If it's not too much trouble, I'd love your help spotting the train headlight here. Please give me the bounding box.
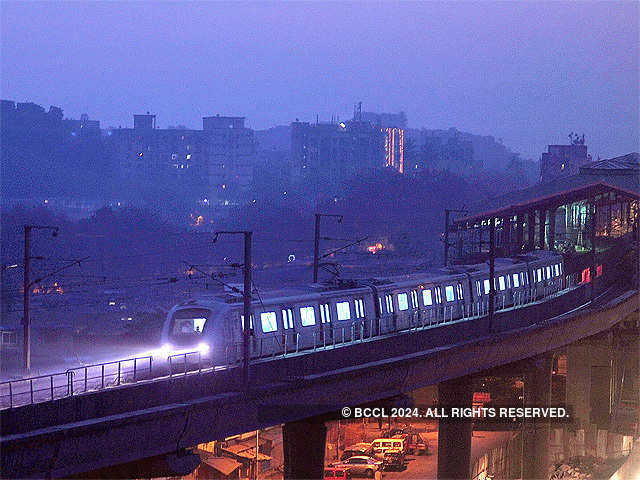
[197,342,210,354]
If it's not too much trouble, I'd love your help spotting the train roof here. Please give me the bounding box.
[173,250,562,310]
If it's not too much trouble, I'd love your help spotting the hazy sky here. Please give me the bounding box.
[1,1,638,159]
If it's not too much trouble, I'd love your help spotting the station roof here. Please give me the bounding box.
[455,180,638,225]
[455,152,639,225]
[580,152,639,174]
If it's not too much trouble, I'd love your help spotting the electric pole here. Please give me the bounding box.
[313,213,343,283]
[488,217,496,332]
[214,230,252,393]
[23,225,59,373]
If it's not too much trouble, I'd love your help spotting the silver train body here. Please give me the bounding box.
[160,251,565,365]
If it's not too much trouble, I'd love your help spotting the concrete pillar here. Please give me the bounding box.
[437,376,473,479]
[549,207,557,251]
[538,209,546,250]
[283,419,327,480]
[522,355,553,479]
[527,211,536,251]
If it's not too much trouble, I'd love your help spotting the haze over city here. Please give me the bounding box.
[1,2,639,480]
[1,1,638,160]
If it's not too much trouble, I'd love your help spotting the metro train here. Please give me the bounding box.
[160,251,566,365]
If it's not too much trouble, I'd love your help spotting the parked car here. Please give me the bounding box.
[331,456,383,478]
[395,432,428,455]
[371,437,407,457]
[324,467,348,479]
[381,449,405,471]
[340,442,373,461]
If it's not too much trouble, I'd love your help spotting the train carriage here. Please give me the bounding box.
[160,251,566,366]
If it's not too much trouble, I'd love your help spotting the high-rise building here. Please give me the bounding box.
[202,115,255,202]
[540,136,590,183]
[360,111,407,173]
[290,119,384,189]
[108,113,255,204]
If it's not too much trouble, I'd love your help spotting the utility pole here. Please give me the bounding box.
[243,231,252,393]
[313,213,343,283]
[23,225,58,373]
[488,217,496,332]
[23,226,30,373]
[443,208,467,267]
[214,231,252,393]
[590,200,597,302]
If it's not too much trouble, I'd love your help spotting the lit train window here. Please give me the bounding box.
[537,268,543,282]
[240,314,254,330]
[410,290,419,308]
[378,297,383,313]
[498,276,506,291]
[445,286,455,302]
[434,287,442,304]
[506,275,511,289]
[423,289,433,306]
[398,293,409,311]
[456,284,464,300]
[300,306,316,326]
[355,298,365,318]
[260,312,277,333]
[554,264,560,277]
[484,279,490,295]
[559,263,562,274]
[336,301,351,321]
[476,280,481,296]
[385,294,394,313]
[282,309,294,329]
[512,273,520,288]
[546,266,551,279]
[320,303,331,324]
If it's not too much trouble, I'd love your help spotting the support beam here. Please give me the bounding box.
[283,420,327,480]
[538,209,546,250]
[549,207,557,251]
[527,211,536,251]
[516,214,524,252]
[437,376,473,479]
[522,354,553,479]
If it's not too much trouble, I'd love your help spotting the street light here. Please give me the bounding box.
[23,225,59,373]
[313,214,343,283]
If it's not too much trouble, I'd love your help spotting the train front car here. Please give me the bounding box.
[159,299,230,367]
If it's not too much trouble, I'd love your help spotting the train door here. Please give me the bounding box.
[354,297,370,337]
[257,310,279,356]
[410,289,420,327]
[335,299,356,340]
[281,307,297,354]
[319,301,333,345]
[396,292,411,330]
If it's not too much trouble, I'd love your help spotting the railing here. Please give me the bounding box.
[1,277,583,410]
[168,351,202,376]
[0,355,153,410]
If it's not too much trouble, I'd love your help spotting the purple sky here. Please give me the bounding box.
[2,1,638,160]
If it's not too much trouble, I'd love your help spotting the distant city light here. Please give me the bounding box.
[339,122,346,128]
[288,254,296,263]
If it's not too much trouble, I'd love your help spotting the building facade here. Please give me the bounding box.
[540,138,590,183]
[108,113,255,204]
[290,119,384,190]
[202,115,255,203]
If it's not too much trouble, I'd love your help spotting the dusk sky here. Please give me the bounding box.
[2,1,638,160]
